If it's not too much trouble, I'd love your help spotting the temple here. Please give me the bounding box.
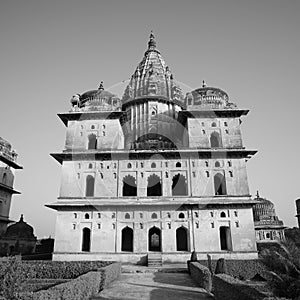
[49,33,258,263]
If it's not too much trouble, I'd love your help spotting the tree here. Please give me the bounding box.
[260,239,300,300]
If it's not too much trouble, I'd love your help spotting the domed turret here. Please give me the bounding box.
[121,33,185,150]
[186,80,237,110]
[71,82,121,112]
[4,214,36,240]
[122,32,184,107]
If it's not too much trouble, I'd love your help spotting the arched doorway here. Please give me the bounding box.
[88,134,97,150]
[121,226,133,252]
[148,227,161,252]
[219,226,232,250]
[176,227,188,251]
[147,174,162,196]
[172,174,188,196]
[210,132,221,148]
[82,228,91,252]
[122,175,137,196]
[214,173,227,195]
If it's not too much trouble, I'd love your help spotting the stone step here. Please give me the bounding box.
[147,253,162,267]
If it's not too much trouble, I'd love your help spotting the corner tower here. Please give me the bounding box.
[49,33,258,263]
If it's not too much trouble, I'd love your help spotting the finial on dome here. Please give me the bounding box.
[20,214,24,222]
[148,31,157,50]
[202,80,207,88]
[256,190,260,198]
[98,81,104,90]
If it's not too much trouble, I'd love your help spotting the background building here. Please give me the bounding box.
[0,137,22,235]
[253,191,285,246]
[49,33,258,263]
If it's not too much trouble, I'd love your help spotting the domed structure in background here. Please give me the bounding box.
[0,215,37,256]
[253,191,285,246]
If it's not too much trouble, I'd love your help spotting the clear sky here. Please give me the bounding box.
[0,0,299,238]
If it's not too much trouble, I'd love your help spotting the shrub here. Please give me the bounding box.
[190,262,212,292]
[215,258,228,275]
[0,256,34,300]
[260,240,300,300]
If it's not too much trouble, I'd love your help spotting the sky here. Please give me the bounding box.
[0,0,299,238]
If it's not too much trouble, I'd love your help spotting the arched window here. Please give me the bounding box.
[220,211,226,218]
[85,213,90,219]
[229,171,233,177]
[2,173,7,185]
[74,213,77,218]
[147,174,162,196]
[220,226,232,250]
[88,134,97,150]
[210,132,221,148]
[211,122,217,127]
[82,228,91,252]
[176,162,181,168]
[91,125,95,129]
[215,161,220,168]
[167,212,171,218]
[172,174,188,196]
[214,173,227,195]
[151,162,156,168]
[88,163,93,169]
[86,175,95,197]
[151,213,158,219]
[125,213,130,219]
[127,163,132,168]
[149,226,161,251]
[121,227,133,252]
[178,212,185,219]
[122,175,137,196]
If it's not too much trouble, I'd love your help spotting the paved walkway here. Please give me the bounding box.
[92,271,214,300]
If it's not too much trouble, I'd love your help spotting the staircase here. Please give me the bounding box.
[147,252,162,267]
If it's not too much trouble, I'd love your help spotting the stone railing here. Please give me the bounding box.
[0,146,18,163]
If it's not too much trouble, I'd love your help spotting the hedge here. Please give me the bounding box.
[19,262,121,300]
[213,274,268,300]
[197,259,267,280]
[189,262,212,292]
[0,260,112,280]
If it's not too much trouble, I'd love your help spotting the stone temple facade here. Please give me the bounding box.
[49,33,258,263]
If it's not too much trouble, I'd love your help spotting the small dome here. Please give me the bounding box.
[74,82,121,112]
[0,137,12,150]
[186,81,237,109]
[4,215,35,240]
[253,193,276,221]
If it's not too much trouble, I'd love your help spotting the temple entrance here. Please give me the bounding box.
[148,227,161,252]
[176,226,188,251]
[220,226,232,250]
[121,226,133,252]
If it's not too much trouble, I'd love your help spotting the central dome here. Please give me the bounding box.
[122,32,184,108]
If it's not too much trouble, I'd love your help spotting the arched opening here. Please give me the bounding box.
[2,173,7,185]
[122,175,137,196]
[212,122,217,127]
[151,162,156,168]
[88,163,93,169]
[215,161,220,168]
[85,213,90,219]
[148,227,161,252]
[219,226,232,251]
[86,175,95,197]
[220,211,226,218]
[176,227,188,251]
[176,162,181,168]
[82,228,91,252]
[147,174,162,196]
[88,134,97,150]
[172,174,188,196]
[121,226,133,252]
[210,132,221,148]
[125,213,130,219]
[151,213,158,219]
[214,173,227,195]
[178,212,185,219]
